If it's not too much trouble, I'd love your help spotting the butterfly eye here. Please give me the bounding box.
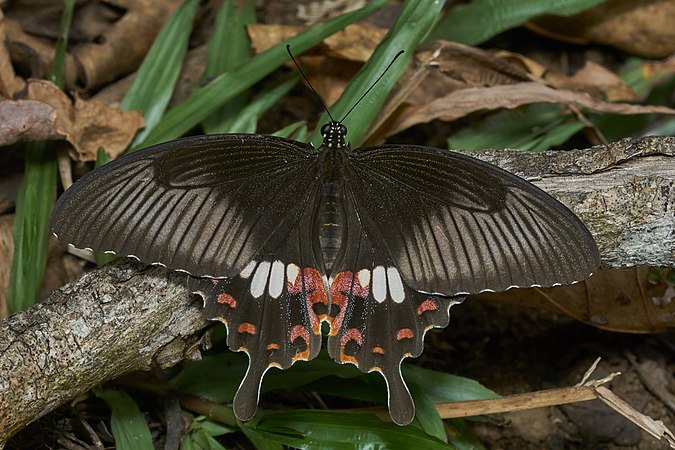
[340,124,347,136]
[321,123,332,136]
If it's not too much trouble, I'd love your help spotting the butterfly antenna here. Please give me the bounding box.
[339,49,405,123]
[286,44,335,122]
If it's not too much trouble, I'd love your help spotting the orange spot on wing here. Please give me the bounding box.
[372,346,385,355]
[216,293,236,307]
[339,328,364,366]
[238,323,256,334]
[290,325,312,361]
[397,328,414,340]
[417,299,438,315]
[287,267,327,334]
[266,343,279,351]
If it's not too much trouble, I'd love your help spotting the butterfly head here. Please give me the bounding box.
[321,121,348,149]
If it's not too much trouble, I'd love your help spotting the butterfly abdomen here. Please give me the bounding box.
[317,179,344,273]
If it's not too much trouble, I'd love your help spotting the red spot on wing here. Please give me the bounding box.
[339,327,364,365]
[290,324,311,361]
[396,328,414,340]
[238,323,256,335]
[216,293,236,307]
[417,299,438,315]
[328,271,370,334]
[288,267,327,334]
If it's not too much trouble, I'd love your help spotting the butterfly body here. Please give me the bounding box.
[50,121,599,425]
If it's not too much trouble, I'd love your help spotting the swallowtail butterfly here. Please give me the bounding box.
[50,57,599,426]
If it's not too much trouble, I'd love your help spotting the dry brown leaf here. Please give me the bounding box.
[494,49,635,102]
[248,22,387,107]
[546,60,635,102]
[384,81,675,137]
[0,11,26,97]
[3,15,78,89]
[473,268,675,333]
[368,41,642,142]
[0,79,144,160]
[527,0,675,59]
[3,0,182,90]
[0,174,21,215]
[248,22,387,62]
[72,0,183,89]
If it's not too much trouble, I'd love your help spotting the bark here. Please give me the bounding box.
[0,136,673,445]
[0,261,208,444]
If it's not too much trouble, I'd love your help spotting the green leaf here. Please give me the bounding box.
[447,104,584,152]
[403,366,499,403]
[171,353,247,402]
[94,388,154,450]
[180,417,237,450]
[221,73,299,134]
[9,0,74,311]
[9,142,57,312]
[121,0,201,148]
[51,0,75,89]
[408,381,446,442]
[200,0,256,134]
[248,411,454,449]
[137,0,388,149]
[273,121,308,141]
[426,0,609,45]
[309,0,444,147]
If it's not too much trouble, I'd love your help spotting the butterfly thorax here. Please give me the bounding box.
[317,121,350,273]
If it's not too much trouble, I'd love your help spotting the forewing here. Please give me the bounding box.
[189,181,327,421]
[50,134,320,277]
[344,145,600,295]
[327,193,463,425]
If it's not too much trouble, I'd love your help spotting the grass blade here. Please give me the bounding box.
[447,104,585,152]
[95,388,154,450]
[200,0,256,134]
[425,0,609,45]
[8,0,74,312]
[121,0,201,147]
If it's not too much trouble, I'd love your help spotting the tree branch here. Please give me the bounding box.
[0,261,207,444]
[0,136,673,445]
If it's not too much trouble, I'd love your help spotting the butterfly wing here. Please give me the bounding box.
[189,182,327,421]
[343,144,600,295]
[326,192,464,425]
[327,143,600,425]
[50,134,322,278]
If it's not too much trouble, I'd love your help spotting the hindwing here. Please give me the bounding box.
[190,184,327,421]
[327,186,464,425]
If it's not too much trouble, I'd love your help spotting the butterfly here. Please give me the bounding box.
[49,118,599,425]
[50,47,599,424]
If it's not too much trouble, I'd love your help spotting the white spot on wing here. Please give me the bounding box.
[268,260,285,298]
[387,267,405,303]
[372,266,386,303]
[250,261,271,298]
[357,269,371,288]
[240,260,257,279]
[286,263,300,286]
